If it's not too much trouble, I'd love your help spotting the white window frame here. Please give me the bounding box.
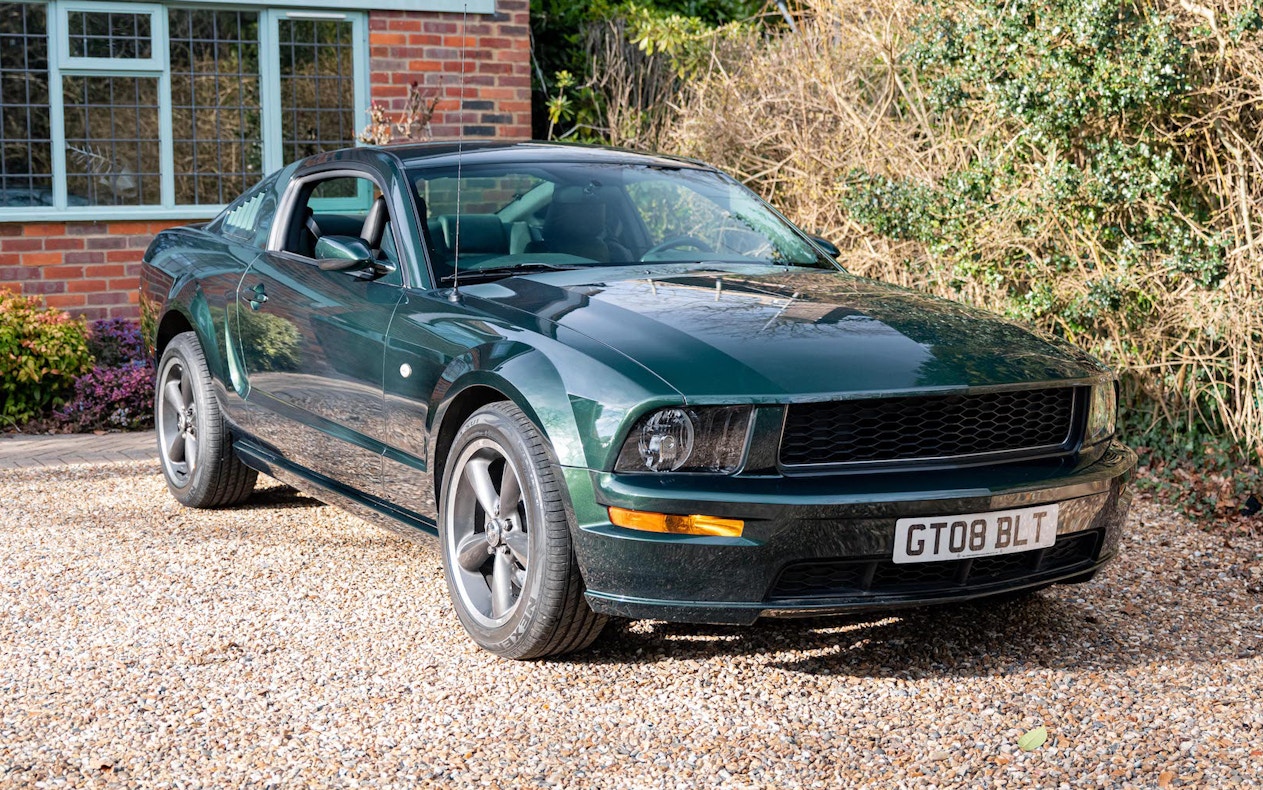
[4,0,376,222]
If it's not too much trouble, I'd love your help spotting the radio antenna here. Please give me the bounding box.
[448,0,469,302]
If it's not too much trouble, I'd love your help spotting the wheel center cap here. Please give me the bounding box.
[485,519,503,547]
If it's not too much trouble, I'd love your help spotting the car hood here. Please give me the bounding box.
[461,264,1104,399]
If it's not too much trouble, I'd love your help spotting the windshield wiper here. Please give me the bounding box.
[440,262,580,283]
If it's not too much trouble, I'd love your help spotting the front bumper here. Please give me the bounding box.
[567,441,1136,625]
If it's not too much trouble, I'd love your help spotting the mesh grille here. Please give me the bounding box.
[768,529,1101,600]
[780,388,1080,467]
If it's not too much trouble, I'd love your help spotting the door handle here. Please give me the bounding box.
[244,282,268,311]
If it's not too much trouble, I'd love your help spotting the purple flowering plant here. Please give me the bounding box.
[53,318,154,432]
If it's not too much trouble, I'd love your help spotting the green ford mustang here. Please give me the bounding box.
[141,141,1135,658]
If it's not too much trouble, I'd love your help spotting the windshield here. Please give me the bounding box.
[406,161,833,281]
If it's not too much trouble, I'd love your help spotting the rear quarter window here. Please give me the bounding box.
[216,177,279,247]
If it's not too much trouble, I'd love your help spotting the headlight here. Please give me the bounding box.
[615,406,752,474]
[1085,382,1117,444]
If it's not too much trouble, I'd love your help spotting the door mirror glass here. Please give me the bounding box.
[315,235,374,268]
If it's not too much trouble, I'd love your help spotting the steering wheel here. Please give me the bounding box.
[641,235,714,260]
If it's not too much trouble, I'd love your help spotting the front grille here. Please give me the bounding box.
[767,529,1102,601]
[779,387,1081,467]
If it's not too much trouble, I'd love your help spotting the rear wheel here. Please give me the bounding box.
[155,331,257,508]
[440,401,606,659]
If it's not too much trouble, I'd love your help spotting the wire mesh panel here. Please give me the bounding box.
[63,75,161,206]
[169,8,262,205]
[278,18,354,164]
[0,3,52,205]
[67,9,153,60]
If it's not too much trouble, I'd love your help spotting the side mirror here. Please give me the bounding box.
[808,235,840,259]
[315,235,375,272]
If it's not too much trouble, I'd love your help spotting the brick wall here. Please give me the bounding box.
[368,1,532,139]
[0,221,184,321]
[0,3,532,321]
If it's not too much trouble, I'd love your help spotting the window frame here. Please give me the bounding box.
[2,0,372,222]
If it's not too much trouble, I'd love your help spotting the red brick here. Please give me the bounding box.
[85,264,127,278]
[44,265,84,280]
[44,294,86,308]
[22,223,64,236]
[44,237,86,251]
[67,278,108,293]
[21,252,64,267]
[86,236,128,250]
[0,224,23,237]
[107,221,152,235]
[106,249,140,263]
[1,238,42,252]
[107,277,139,291]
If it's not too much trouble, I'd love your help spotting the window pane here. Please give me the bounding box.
[63,75,160,206]
[68,10,152,60]
[278,18,354,164]
[0,3,52,205]
[169,8,262,205]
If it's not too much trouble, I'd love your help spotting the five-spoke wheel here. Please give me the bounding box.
[440,402,606,658]
[447,437,532,625]
[157,355,199,487]
[155,332,257,507]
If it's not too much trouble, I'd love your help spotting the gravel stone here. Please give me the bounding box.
[2,462,1261,787]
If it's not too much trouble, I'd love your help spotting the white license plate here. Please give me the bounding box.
[892,504,1059,564]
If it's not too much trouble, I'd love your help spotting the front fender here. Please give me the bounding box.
[430,328,678,471]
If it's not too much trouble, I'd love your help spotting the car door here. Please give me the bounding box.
[235,166,404,494]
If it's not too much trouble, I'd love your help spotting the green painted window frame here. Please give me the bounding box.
[2,0,382,222]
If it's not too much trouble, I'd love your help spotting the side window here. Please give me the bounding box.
[280,173,402,286]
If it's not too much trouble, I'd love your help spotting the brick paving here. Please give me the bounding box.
[0,431,156,470]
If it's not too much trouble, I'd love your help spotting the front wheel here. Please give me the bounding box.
[440,402,606,659]
[155,331,257,508]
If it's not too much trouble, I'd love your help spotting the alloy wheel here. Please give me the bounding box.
[445,438,531,627]
[157,357,199,487]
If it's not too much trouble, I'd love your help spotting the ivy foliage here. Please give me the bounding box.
[840,0,1232,338]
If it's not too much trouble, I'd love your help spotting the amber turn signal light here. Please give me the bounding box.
[608,506,744,538]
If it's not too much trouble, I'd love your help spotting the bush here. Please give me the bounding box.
[86,317,145,368]
[50,317,154,433]
[662,0,1263,463]
[53,360,154,432]
[0,291,94,426]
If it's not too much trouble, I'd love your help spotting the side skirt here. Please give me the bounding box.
[232,438,438,541]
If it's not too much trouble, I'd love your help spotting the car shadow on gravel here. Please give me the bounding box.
[231,483,324,511]
[581,590,1258,678]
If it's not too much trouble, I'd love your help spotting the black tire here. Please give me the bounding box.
[155,331,257,508]
[439,401,606,659]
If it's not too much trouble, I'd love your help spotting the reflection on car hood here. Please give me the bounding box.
[461,264,1105,398]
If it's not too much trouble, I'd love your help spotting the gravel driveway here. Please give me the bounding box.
[2,461,1261,787]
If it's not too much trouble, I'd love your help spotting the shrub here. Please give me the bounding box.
[86,317,146,368]
[53,360,154,432]
[0,291,94,426]
[662,0,1263,463]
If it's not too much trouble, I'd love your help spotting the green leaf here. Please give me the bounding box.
[1018,725,1048,752]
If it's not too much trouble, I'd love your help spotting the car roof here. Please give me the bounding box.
[378,140,713,171]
